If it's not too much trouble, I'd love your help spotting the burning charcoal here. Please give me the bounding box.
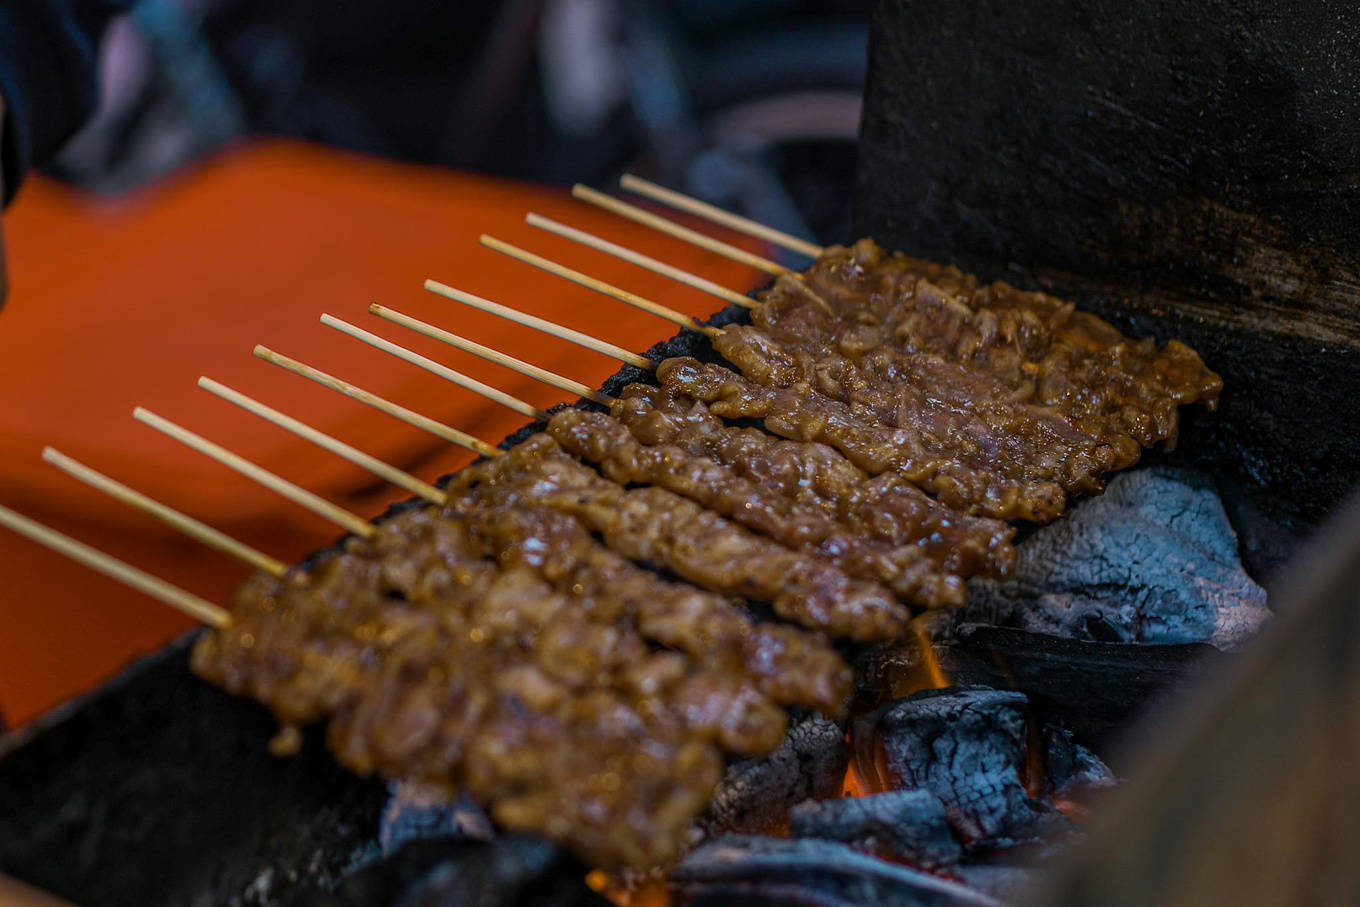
[789,790,963,869]
[292,835,609,907]
[698,712,848,837]
[959,467,1270,649]
[1041,725,1117,799]
[851,687,1097,853]
[669,836,1004,907]
[379,784,495,855]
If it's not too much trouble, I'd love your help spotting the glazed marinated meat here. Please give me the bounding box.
[545,407,964,607]
[446,435,912,641]
[452,473,852,715]
[657,356,1069,522]
[193,511,733,868]
[764,239,1221,456]
[611,383,1016,579]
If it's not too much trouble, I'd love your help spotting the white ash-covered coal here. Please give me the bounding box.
[664,687,1117,906]
[849,688,1114,855]
[697,713,848,839]
[955,467,1270,649]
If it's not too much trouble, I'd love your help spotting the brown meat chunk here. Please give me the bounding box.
[445,435,912,641]
[192,510,781,868]
[657,356,1068,522]
[612,384,1016,579]
[546,407,963,607]
[453,492,852,715]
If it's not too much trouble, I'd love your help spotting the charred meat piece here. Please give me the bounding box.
[657,356,1068,522]
[445,435,912,641]
[546,407,964,607]
[713,324,1122,496]
[452,488,852,715]
[779,239,1221,453]
[193,510,768,868]
[612,383,1016,579]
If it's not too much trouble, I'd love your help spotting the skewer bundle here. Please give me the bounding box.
[0,176,1221,869]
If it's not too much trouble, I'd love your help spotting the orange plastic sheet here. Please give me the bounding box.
[0,141,769,726]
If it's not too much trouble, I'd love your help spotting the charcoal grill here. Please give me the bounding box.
[2,1,1358,904]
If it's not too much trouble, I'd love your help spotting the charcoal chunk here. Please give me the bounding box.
[851,688,1105,853]
[379,785,495,856]
[699,712,847,836]
[292,836,608,907]
[961,467,1270,649]
[670,836,1003,907]
[1041,726,1117,798]
[789,790,963,869]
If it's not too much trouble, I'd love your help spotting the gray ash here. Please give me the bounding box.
[958,467,1270,649]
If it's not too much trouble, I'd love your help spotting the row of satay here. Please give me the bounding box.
[191,236,1221,868]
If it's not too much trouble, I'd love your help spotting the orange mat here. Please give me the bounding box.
[0,141,767,727]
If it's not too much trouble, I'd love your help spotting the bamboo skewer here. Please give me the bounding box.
[480,235,719,337]
[320,314,549,421]
[0,503,232,627]
[525,213,755,309]
[322,314,550,421]
[422,280,653,370]
[42,447,288,578]
[571,184,790,276]
[619,174,825,259]
[198,377,447,506]
[133,407,376,538]
[254,346,502,458]
[369,304,614,406]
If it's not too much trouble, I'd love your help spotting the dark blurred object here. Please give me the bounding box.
[291,836,609,907]
[855,0,1360,538]
[0,636,389,907]
[53,0,869,245]
[1037,489,1360,907]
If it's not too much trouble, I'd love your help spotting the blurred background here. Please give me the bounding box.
[54,0,870,242]
[0,0,872,728]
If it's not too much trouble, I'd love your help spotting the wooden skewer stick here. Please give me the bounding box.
[369,304,615,407]
[198,377,447,506]
[525,213,755,309]
[619,173,825,259]
[321,314,550,421]
[133,407,376,538]
[42,447,288,578]
[0,503,231,627]
[571,184,790,276]
[422,280,654,371]
[254,346,502,458]
[480,235,720,338]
